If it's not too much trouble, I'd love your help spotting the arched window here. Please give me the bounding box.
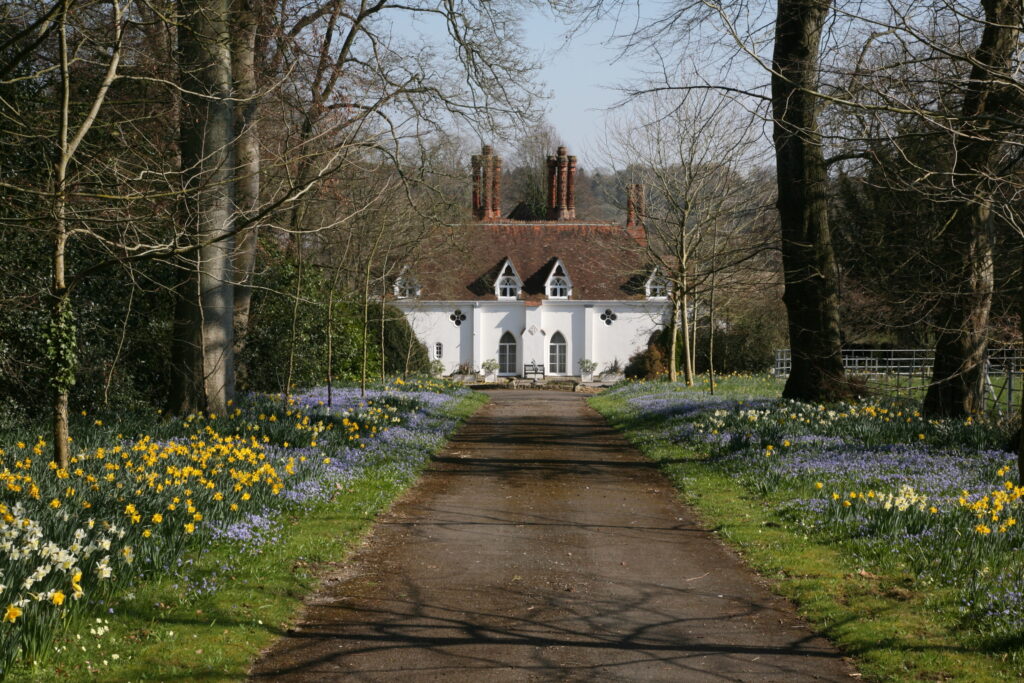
[498,332,517,374]
[433,342,443,360]
[548,277,569,298]
[498,276,519,299]
[549,331,567,374]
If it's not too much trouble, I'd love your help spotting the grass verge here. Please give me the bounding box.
[15,391,487,682]
[591,386,1020,682]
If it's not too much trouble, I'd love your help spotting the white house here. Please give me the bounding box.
[392,145,671,378]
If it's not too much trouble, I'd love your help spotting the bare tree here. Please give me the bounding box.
[921,0,1023,417]
[168,0,544,408]
[606,88,773,384]
[561,0,851,398]
[769,0,850,400]
[0,0,128,467]
[230,0,262,367]
[49,0,125,467]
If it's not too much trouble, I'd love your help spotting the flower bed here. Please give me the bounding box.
[605,380,1024,642]
[0,377,469,676]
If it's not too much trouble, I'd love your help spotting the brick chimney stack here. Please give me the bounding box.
[625,183,647,244]
[546,146,577,220]
[626,183,645,228]
[471,145,502,220]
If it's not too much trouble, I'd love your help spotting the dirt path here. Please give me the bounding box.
[250,390,856,681]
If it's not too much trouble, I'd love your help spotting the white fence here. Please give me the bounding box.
[773,348,1024,416]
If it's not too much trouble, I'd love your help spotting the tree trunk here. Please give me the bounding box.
[359,265,371,397]
[708,220,720,395]
[284,245,303,398]
[358,225,387,397]
[772,0,846,401]
[689,294,698,379]
[170,0,236,415]
[924,205,993,416]
[681,290,694,385]
[708,273,717,396]
[924,0,1020,418]
[326,281,335,407]
[231,0,260,380]
[52,13,72,469]
[1020,294,1024,484]
[668,294,680,382]
[404,331,414,378]
[379,303,386,381]
[50,0,122,466]
[378,254,390,382]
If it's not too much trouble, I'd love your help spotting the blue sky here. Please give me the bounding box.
[518,6,642,168]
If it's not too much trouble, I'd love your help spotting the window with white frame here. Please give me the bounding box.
[646,274,668,299]
[495,259,522,299]
[544,260,572,299]
[547,276,569,298]
[548,332,567,374]
[498,276,519,299]
[498,332,517,374]
[433,342,443,360]
[394,277,420,299]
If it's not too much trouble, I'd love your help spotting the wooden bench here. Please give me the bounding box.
[523,362,545,381]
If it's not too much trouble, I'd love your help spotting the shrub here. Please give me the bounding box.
[242,253,429,393]
[625,335,667,379]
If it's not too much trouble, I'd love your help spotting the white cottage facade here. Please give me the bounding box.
[393,145,672,379]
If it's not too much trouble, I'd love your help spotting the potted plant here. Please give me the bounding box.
[600,358,625,383]
[578,358,598,383]
[481,358,500,382]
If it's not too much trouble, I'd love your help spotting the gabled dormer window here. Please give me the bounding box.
[393,275,420,299]
[544,259,572,299]
[495,259,522,300]
[549,277,569,298]
[645,269,669,299]
[498,277,519,298]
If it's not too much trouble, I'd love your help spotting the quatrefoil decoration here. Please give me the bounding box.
[600,309,617,326]
[450,309,467,327]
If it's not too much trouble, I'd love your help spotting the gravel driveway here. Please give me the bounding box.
[250,390,856,681]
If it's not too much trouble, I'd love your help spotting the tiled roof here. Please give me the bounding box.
[411,219,651,302]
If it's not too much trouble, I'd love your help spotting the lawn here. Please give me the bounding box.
[591,376,1024,681]
[0,378,486,681]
